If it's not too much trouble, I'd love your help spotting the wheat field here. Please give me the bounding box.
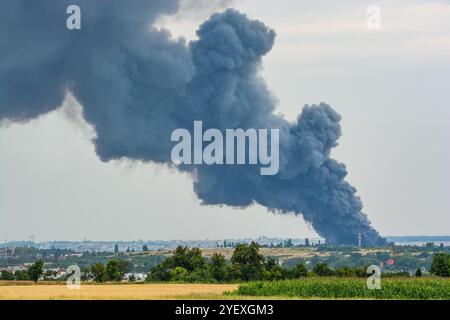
[0,283,238,300]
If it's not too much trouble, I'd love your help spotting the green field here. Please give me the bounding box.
[230,277,450,300]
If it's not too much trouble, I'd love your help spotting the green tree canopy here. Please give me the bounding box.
[105,259,126,281]
[28,260,44,283]
[430,253,450,277]
[210,253,228,282]
[171,266,188,282]
[264,257,285,280]
[91,262,106,282]
[231,242,265,281]
[0,270,14,281]
[290,262,308,278]
[170,246,207,272]
[312,263,333,276]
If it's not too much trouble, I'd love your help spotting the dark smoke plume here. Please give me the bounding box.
[0,0,386,245]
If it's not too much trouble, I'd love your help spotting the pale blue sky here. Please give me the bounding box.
[1,0,449,241]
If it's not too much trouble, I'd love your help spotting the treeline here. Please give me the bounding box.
[147,242,307,282]
[0,259,132,283]
[147,243,450,282]
[0,260,45,282]
[2,243,449,283]
[86,260,131,282]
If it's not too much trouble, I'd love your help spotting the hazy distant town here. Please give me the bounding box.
[0,236,325,253]
[1,236,450,252]
[1,236,449,283]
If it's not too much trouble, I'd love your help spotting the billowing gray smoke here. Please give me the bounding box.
[0,0,386,245]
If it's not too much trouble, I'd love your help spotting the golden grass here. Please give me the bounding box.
[0,283,238,300]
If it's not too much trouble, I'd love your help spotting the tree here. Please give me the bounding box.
[147,246,211,282]
[14,270,30,281]
[171,267,188,282]
[28,260,44,283]
[186,268,213,283]
[231,242,265,281]
[312,263,333,276]
[142,245,149,252]
[169,246,207,272]
[353,267,368,277]
[171,246,192,271]
[210,253,228,282]
[0,270,14,280]
[81,267,90,281]
[335,266,355,277]
[430,253,450,277]
[91,262,106,282]
[304,238,310,246]
[290,262,308,278]
[105,259,125,281]
[264,257,285,280]
[120,260,131,274]
[114,244,119,255]
[187,247,207,271]
[415,268,422,277]
[147,264,171,282]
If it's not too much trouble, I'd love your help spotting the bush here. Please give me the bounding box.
[0,270,14,280]
[382,271,410,278]
[14,270,30,281]
[288,263,308,279]
[263,258,286,281]
[186,268,214,283]
[147,264,171,282]
[312,263,333,276]
[334,266,356,277]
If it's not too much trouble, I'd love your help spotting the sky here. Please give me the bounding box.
[1,0,449,242]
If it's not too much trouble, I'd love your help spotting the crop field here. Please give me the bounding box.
[232,277,450,300]
[1,278,449,300]
[0,283,238,300]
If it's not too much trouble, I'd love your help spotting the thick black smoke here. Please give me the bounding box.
[0,0,386,245]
